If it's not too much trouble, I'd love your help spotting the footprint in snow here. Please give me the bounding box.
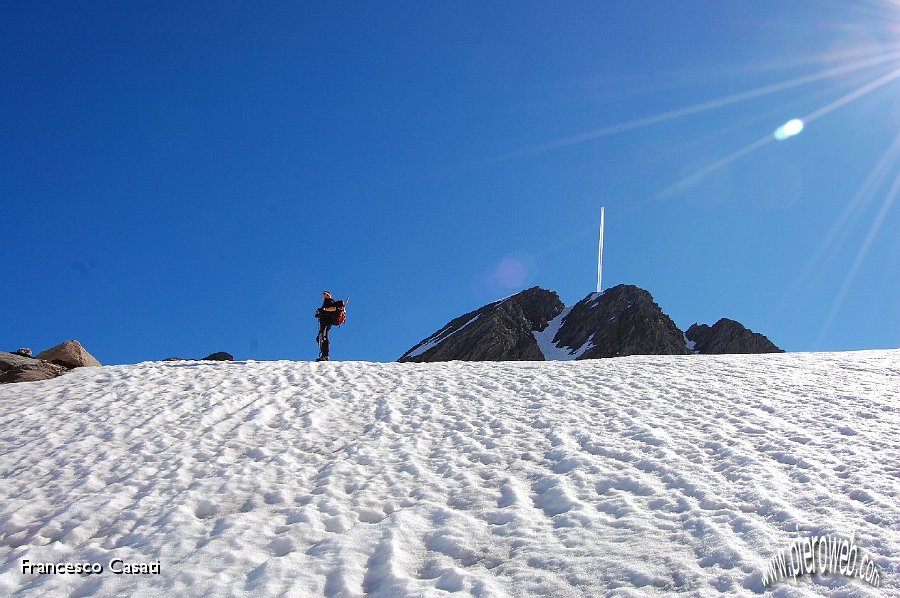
[194,499,217,519]
[268,536,295,557]
[532,477,577,516]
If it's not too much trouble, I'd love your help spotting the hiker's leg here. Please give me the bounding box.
[322,324,331,357]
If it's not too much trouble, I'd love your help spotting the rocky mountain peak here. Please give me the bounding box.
[398,287,564,362]
[400,284,782,362]
[685,318,783,354]
[549,285,691,359]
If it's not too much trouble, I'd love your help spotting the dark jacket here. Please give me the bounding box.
[317,298,343,326]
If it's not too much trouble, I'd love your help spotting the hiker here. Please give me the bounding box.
[315,291,343,361]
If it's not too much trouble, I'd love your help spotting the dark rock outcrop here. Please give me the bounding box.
[400,284,783,362]
[553,285,691,359]
[685,319,783,354]
[14,348,33,357]
[399,287,564,362]
[163,352,234,361]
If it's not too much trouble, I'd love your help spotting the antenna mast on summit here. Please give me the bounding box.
[597,207,605,293]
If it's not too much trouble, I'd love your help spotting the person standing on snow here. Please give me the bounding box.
[315,291,343,361]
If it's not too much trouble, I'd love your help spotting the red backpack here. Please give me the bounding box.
[335,298,348,326]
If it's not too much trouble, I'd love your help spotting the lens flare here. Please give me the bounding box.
[488,49,900,163]
[774,118,805,140]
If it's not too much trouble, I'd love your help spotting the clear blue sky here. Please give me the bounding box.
[3,2,900,364]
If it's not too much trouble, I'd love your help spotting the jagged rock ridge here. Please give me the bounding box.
[685,319,783,354]
[551,285,691,359]
[400,284,782,362]
[399,287,564,362]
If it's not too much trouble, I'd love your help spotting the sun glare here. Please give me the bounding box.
[480,2,900,346]
[774,118,805,140]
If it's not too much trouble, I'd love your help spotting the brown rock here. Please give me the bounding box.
[37,340,101,369]
[1,351,38,371]
[0,362,67,383]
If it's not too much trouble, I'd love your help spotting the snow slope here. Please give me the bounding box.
[1,351,898,597]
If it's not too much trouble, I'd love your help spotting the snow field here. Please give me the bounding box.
[0,351,898,596]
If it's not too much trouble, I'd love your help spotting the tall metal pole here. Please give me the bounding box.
[597,207,605,293]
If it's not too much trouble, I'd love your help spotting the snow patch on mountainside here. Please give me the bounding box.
[532,307,593,360]
[532,306,575,360]
[684,333,698,354]
[1,352,898,596]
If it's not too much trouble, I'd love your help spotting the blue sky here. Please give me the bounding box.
[3,2,900,364]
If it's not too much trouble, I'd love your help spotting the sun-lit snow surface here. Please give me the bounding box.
[1,351,898,597]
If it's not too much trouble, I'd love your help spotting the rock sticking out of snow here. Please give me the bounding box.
[402,284,782,362]
[36,340,101,369]
[685,318,783,354]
